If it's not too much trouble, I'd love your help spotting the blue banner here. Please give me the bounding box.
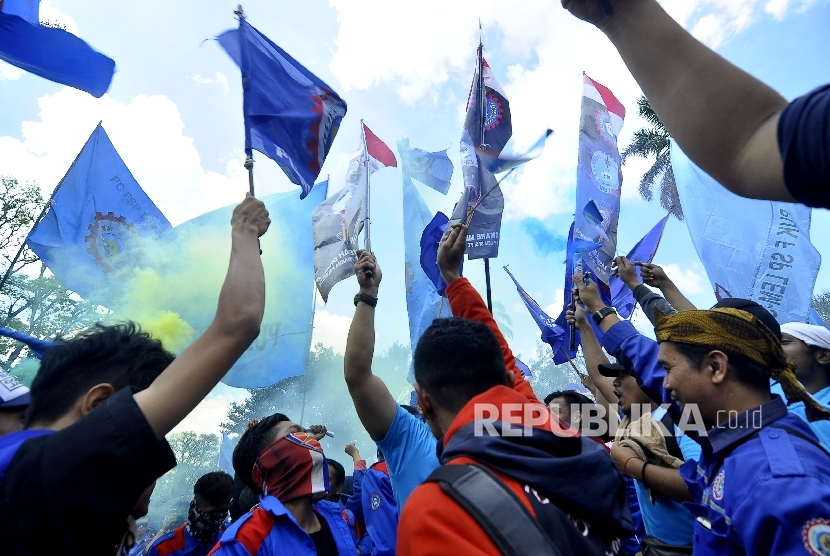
[399,140,453,195]
[672,140,821,324]
[217,18,346,199]
[0,326,54,358]
[610,216,668,318]
[574,74,625,284]
[26,123,170,301]
[0,5,114,97]
[399,139,452,383]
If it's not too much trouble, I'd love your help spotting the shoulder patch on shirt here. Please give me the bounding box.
[371,492,382,511]
[803,518,830,556]
[711,469,725,501]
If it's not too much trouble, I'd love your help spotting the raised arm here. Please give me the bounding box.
[135,194,269,439]
[343,251,398,441]
[439,224,539,403]
[637,261,697,313]
[561,0,790,202]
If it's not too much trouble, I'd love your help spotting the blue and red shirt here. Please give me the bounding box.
[147,524,224,556]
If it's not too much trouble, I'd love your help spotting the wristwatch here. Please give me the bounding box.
[354,293,378,308]
[592,306,618,325]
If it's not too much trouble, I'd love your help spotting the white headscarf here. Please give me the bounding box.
[781,322,830,350]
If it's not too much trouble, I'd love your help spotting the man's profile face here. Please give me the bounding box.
[659,342,710,411]
[547,397,574,426]
[781,333,815,381]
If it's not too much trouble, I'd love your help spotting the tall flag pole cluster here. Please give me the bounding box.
[574,74,625,284]
[672,140,821,324]
[312,123,396,302]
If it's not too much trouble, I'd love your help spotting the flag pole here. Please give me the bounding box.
[475,38,495,314]
[361,120,374,279]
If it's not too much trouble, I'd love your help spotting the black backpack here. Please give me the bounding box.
[424,464,621,556]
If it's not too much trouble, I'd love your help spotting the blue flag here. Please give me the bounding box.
[217,18,347,199]
[574,75,625,284]
[400,139,453,383]
[141,184,327,388]
[609,216,668,318]
[399,139,453,195]
[503,266,566,350]
[26,123,170,301]
[0,1,114,97]
[0,326,54,358]
[218,432,235,475]
[515,357,532,377]
[672,140,821,324]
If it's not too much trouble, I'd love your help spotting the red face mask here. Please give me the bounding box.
[251,433,330,503]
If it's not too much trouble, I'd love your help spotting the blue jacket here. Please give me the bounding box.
[147,524,220,556]
[347,462,397,556]
[209,495,358,555]
[681,397,830,555]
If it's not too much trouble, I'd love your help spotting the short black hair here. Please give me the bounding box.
[414,317,507,413]
[543,390,594,407]
[327,459,345,491]
[26,322,175,426]
[194,471,235,507]
[232,413,290,489]
[673,343,771,393]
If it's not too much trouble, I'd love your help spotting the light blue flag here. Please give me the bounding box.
[399,137,453,195]
[672,140,821,324]
[26,123,170,302]
[399,139,453,383]
[142,184,327,388]
[218,432,235,475]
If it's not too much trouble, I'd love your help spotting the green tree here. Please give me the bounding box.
[147,432,221,525]
[621,96,684,220]
[0,176,103,372]
[813,291,830,325]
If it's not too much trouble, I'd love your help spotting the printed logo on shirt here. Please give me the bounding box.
[371,492,381,511]
[803,518,830,556]
[711,470,725,501]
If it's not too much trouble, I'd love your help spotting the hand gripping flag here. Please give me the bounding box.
[217,17,347,199]
[609,216,668,319]
[26,123,171,302]
[574,74,625,284]
[0,0,115,97]
[312,124,395,302]
[672,140,820,324]
[399,139,453,382]
[453,49,512,260]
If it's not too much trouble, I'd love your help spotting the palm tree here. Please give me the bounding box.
[621,96,683,220]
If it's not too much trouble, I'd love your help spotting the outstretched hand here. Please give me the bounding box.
[437,223,467,286]
[637,262,670,289]
[573,272,606,313]
[354,250,382,295]
[566,301,591,331]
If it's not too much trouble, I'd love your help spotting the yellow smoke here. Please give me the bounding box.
[135,311,195,353]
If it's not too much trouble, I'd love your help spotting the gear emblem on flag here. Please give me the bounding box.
[595,110,618,147]
[85,212,139,274]
[589,151,620,195]
[484,92,504,132]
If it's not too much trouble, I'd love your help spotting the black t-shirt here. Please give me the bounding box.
[309,510,338,556]
[0,387,176,555]
[778,83,830,209]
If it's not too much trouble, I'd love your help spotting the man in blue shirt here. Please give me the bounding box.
[148,471,234,556]
[779,322,830,447]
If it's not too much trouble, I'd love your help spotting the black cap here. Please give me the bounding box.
[597,362,626,378]
[711,298,781,339]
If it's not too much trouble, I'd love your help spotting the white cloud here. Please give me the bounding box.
[764,0,793,19]
[190,72,230,94]
[39,0,78,35]
[0,88,250,225]
[171,384,248,435]
[660,263,707,296]
[311,308,354,354]
[0,61,23,81]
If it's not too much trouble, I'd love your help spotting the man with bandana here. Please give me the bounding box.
[778,323,830,447]
[210,415,359,555]
[148,472,234,556]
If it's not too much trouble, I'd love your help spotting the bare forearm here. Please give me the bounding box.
[641,464,694,502]
[136,229,264,438]
[580,324,616,404]
[600,0,788,198]
[660,281,697,312]
[344,302,377,386]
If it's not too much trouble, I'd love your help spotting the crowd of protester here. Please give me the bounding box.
[0,0,829,554]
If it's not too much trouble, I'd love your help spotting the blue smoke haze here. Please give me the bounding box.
[521,218,568,256]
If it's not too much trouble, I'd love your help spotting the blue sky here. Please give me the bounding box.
[2,0,829,434]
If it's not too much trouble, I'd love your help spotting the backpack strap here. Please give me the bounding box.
[425,464,562,556]
[659,411,684,462]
